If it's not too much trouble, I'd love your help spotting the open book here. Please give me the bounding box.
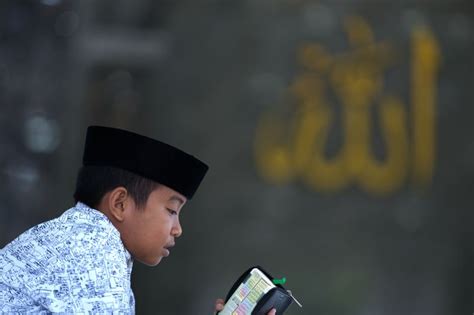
[218,266,301,315]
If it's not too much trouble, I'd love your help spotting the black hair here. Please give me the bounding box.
[73,165,160,209]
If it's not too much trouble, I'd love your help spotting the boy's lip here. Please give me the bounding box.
[163,242,175,257]
[164,242,175,249]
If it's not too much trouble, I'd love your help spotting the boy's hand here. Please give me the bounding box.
[214,299,276,315]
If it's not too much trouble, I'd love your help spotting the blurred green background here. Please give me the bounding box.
[0,0,473,314]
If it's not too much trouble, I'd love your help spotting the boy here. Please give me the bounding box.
[0,126,275,314]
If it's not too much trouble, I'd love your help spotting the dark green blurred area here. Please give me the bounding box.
[0,1,473,314]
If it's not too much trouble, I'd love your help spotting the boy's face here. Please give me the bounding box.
[120,185,186,266]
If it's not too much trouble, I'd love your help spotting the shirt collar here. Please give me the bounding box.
[72,202,133,262]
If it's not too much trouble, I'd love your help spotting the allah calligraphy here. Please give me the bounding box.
[254,16,440,195]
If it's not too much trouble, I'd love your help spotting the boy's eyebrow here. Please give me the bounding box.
[169,195,185,205]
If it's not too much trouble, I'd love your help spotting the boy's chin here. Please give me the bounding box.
[137,255,163,267]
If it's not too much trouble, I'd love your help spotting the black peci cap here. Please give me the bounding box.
[82,126,209,200]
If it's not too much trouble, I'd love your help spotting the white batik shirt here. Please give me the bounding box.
[0,202,135,314]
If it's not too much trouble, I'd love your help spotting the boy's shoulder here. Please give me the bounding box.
[0,203,126,282]
[0,203,134,313]
[3,203,119,256]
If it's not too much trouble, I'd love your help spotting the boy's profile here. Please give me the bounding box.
[0,126,208,312]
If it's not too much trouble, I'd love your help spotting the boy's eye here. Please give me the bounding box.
[166,208,178,216]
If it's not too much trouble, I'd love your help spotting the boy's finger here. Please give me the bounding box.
[215,299,225,311]
[267,308,276,315]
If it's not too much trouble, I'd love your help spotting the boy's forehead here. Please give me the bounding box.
[154,185,187,205]
[168,195,186,205]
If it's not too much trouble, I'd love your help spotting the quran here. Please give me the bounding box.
[217,266,301,315]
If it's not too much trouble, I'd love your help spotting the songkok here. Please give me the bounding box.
[82,126,209,199]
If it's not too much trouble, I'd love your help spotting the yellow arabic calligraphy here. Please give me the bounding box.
[254,16,440,195]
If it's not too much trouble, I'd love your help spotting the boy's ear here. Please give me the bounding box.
[108,187,129,222]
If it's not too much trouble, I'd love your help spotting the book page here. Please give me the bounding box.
[219,268,276,315]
